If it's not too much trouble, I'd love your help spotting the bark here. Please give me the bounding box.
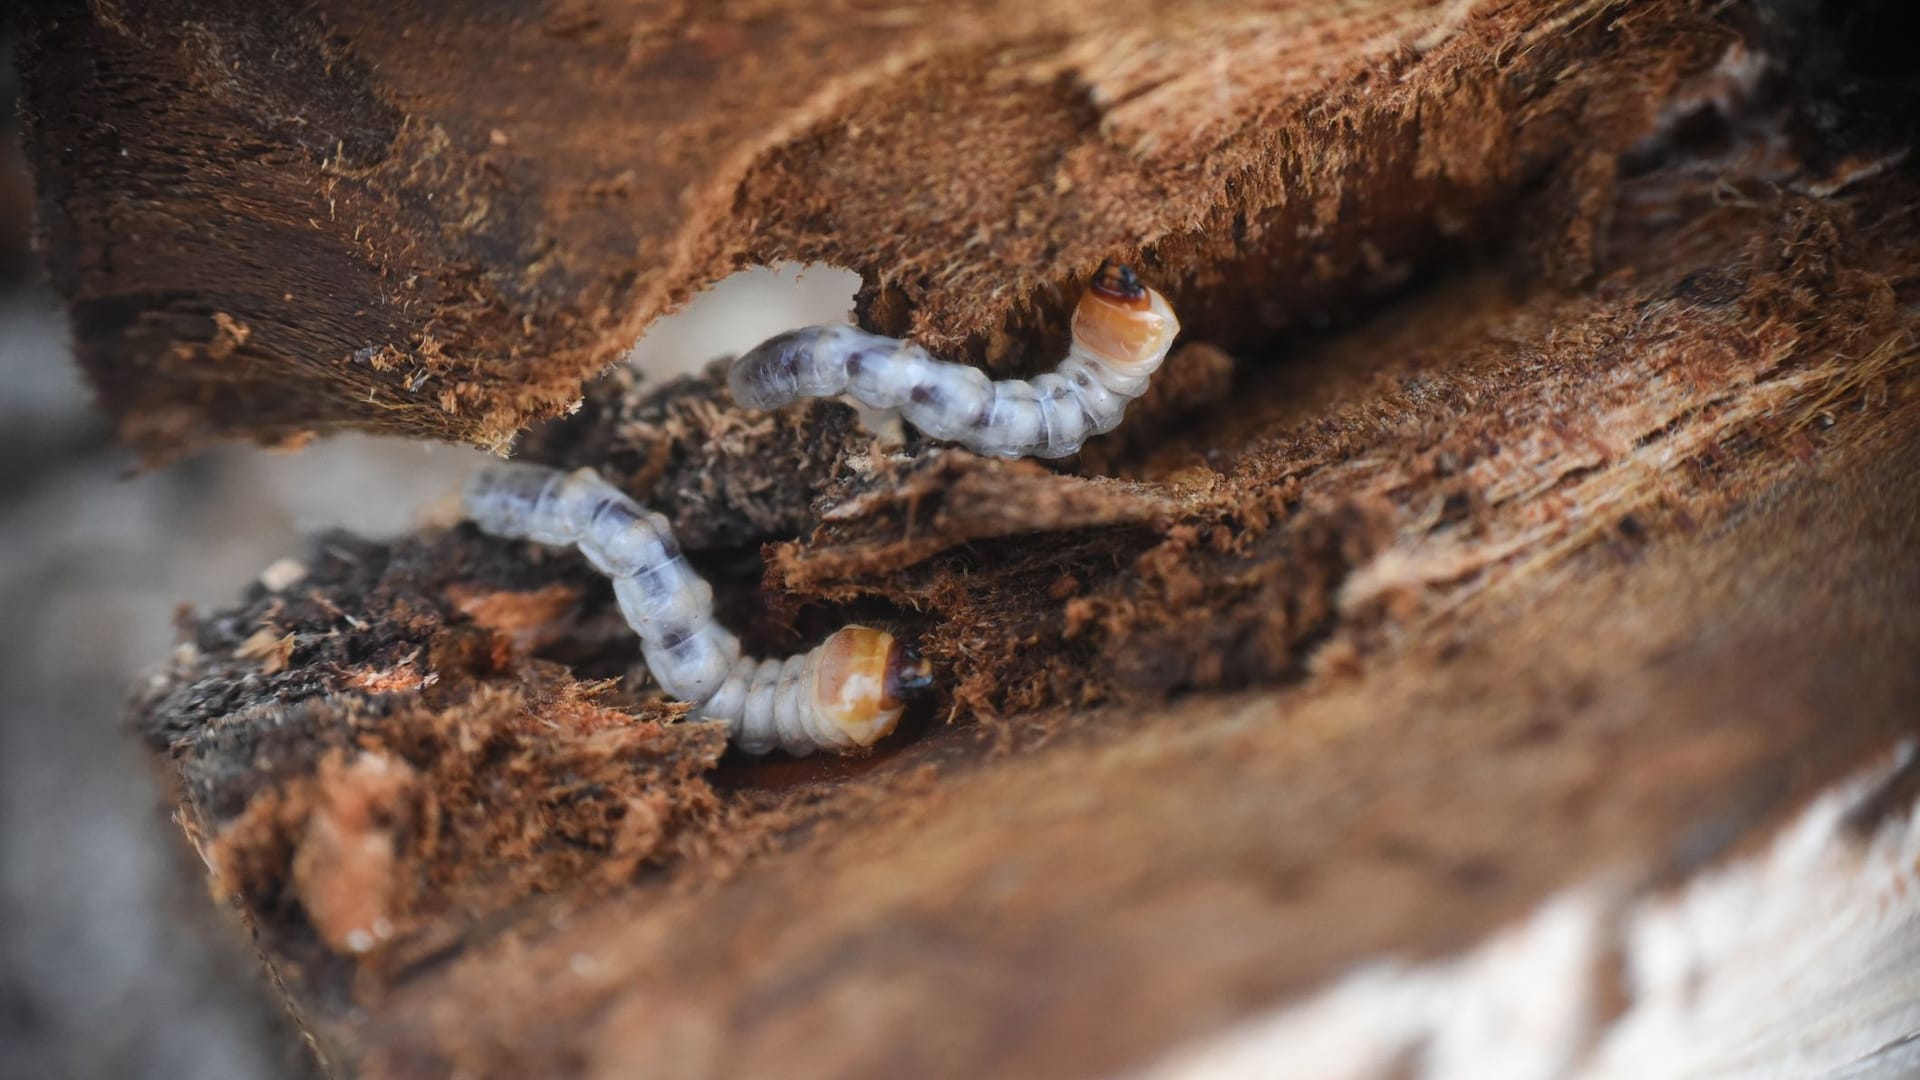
[22,0,1920,1076]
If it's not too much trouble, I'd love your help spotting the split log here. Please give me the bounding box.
[138,166,1920,1074]
[18,0,1920,1076]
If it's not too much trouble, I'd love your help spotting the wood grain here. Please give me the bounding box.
[21,0,1730,456]
[29,0,1918,1074]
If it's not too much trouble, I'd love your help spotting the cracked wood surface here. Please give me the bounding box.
[20,0,1731,456]
[26,0,1919,1074]
[135,155,1920,1075]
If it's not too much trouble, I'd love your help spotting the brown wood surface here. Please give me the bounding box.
[22,0,1920,1075]
[137,125,1920,1080]
[22,0,1732,457]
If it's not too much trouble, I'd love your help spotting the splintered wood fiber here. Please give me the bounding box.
[138,106,1920,1080]
[33,0,1920,1076]
[25,0,1730,455]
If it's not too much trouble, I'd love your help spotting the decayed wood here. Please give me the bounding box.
[19,0,1735,457]
[27,0,1916,1074]
[132,121,1920,1080]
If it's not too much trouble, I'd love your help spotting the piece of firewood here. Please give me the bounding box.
[136,128,1920,1080]
[23,0,1920,1076]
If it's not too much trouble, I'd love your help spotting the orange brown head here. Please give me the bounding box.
[1069,259,1180,375]
[811,626,933,748]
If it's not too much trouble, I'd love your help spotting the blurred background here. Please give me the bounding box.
[0,33,858,1075]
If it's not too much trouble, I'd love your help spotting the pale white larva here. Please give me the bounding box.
[728,261,1182,459]
[463,462,931,755]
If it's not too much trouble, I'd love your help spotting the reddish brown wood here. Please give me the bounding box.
[21,0,1732,457]
[25,0,1919,1074]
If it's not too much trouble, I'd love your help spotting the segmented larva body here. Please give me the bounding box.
[728,261,1181,459]
[463,463,930,756]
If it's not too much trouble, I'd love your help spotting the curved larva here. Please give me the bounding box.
[463,463,931,756]
[728,260,1181,459]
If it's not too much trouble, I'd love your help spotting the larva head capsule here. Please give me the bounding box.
[811,626,933,748]
[1069,260,1180,378]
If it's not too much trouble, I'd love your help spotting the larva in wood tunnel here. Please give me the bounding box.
[728,261,1181,458]
[463,462,933,756]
